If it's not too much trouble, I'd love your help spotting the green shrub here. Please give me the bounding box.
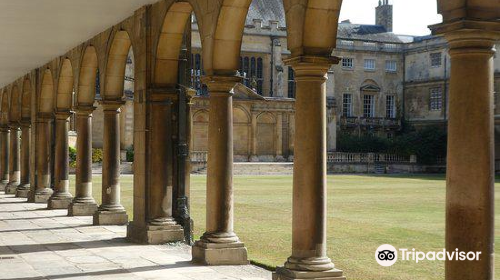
[69,147,77,168]
[126,145,134,162]
[92,148,103,163]
[336,125,447,164]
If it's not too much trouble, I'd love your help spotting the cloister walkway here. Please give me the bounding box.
[0,193,271,280]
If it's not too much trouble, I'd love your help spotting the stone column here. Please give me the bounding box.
[68,106,98,215]
[127,89,183,244]
[0,126,10,191]
[275,112,284,161]
[287,113,294,162]
[192,75,248,265]
[34,114,53,203]
[273,56,344,280]
[48,111,73,209]
[443,30,499,280]
[5,124,20,194]
[16,121,30,198]
[249,112,258,161]
[93,101,128,225]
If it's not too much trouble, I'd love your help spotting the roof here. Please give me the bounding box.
[245,0,286,28]
[337,22,403,43]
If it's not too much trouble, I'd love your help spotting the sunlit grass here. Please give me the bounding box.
[69,174,500,280]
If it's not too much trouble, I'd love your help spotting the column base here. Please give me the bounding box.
[34,188,53,203]
[192,240,249,265]
[15,184,30,198]
[127,221,184,244]
[0,180,9,192]
[5,182,20,194]
[93,210,128,225]
[68,201,98,216]
[48,196,73,209]
[273,267,345,280]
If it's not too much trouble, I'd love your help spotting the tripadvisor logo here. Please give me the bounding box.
[375,244,482,267]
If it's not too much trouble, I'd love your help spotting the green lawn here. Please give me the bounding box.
[70,174,500,280]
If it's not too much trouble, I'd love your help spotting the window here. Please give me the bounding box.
[342,94,353,117]
[364,59,376,70]
[363,42,377,49]
[342,58,354,69]
[287,67,296,98]
[431,52,442,67]
[239,56,264,95]
[430,87,443,110]
[385,60,397,72]
[363,95,375,118]
[95,69,101,99]
[339,40,354,47]
[191,53,208,95]
[386,95,395,118]
[384,43,398,50]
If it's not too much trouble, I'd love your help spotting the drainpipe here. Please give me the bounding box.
[175,20,193,245]
[270,36,276,97]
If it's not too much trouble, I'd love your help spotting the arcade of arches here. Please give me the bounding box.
[0,1,498,280]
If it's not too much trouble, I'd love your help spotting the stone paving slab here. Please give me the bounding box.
[0,193,272,280]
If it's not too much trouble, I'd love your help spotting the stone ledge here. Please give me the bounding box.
[127,222,185,244]
[273,267,345,280]
[192,240,249,265]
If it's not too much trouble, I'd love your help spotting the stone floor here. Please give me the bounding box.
[0,193,272,280]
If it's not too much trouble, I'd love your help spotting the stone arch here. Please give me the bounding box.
[78,46,99,106]
[1,89,10,125]
[192,109,209,152]
[256,112,276,157]
[56,58,74,111]
[21,78,31,120]
[104,30,132,100]
[154,2,194,86]
[283,0,342,57]
[210,0,253,72]
[233,106,250,156]
[39,69,54,114]
[9,85,21,123]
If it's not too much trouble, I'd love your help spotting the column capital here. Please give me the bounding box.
[100,99,125,112]
[148,87,178,103]
[431,20,500,52]
[8,122,20,130]
[74,105,96,116]
[20,119,31,128]
[0,125,10,132]
[201,75,241,96]
[55,110,72,120]
[284,56,340,80]
[37,112,53,121]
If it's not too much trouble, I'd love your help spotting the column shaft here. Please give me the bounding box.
[275,113,284,161]
[34,117,53,203]
[69,108,98,215]
[192,76,248,265]
[16,122,30,197]
[445,32,497,280]
[48,112,73,209]
[0,127,10,190]
[5,125,20,194]
[94,101,127,225]
[250,112,258,161]
[274,56,344,280]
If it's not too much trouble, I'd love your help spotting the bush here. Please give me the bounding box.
[336,125,447,164]
[126,145,134,162]
[92,148,103,163]
[69,147,77,168]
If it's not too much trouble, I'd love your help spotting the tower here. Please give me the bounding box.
[376,0,393,32]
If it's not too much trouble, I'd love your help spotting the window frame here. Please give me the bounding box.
[429,87,443,111]
[430,52,442,68]
[363,94,375,118]
[342,93,353,117]
[342,57,354,69]
[364,59,376,71]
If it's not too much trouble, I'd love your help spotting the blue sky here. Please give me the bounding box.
[339,0,443,36]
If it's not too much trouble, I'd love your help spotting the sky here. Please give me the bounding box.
[338,0,443,36]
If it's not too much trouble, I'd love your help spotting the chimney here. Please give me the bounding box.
[376,0,393,32]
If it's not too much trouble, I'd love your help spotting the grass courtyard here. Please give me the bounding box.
[70,174,500,280]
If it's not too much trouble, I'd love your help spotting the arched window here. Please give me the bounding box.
[95,69,101,100]
[239,55,264,95]
[190,53,207,96]
[256,58,263,95]
[287,67,295,98]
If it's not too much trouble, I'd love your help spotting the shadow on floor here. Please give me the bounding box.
[1,237,133,255]
[3,261,196,280]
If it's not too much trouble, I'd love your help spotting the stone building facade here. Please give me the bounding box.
[98,0,500,162]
